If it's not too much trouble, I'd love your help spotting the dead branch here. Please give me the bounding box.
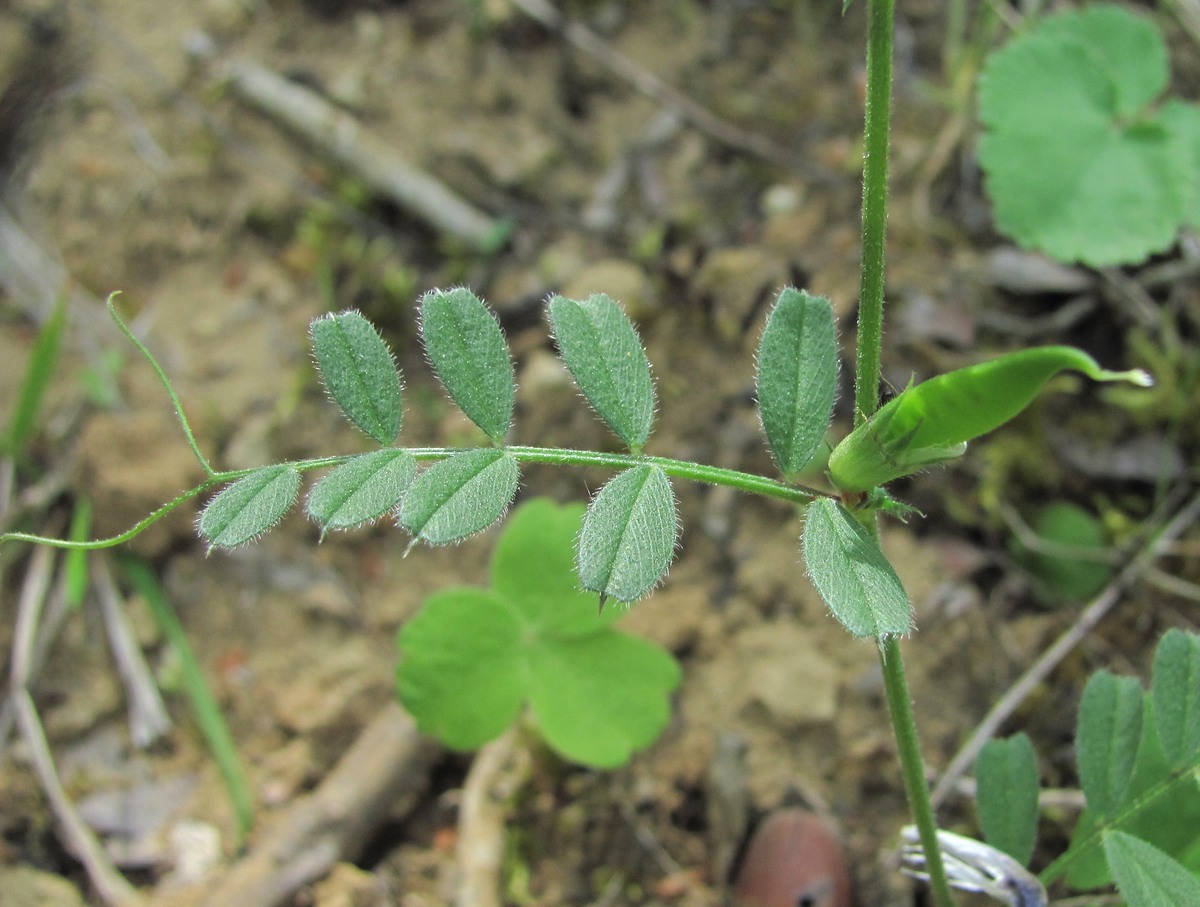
[213,56,505,252]
[198,702,440,907]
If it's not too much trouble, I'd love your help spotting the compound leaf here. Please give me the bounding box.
[976,733,1040,865]
[199,465,301,549]
[978,5,1186,265]
[1078,670,1144,818]
[306,448,416,536]
[548,294,655,451]
[828,346,1151,493]
[1104,831,1200,907]
[577,465,676,605]
[419,288,514,442]
[802,498,911,638]
[398,448,519,546]
[396,499,680,767]
[311,310,402,444]
[1152,629,1200,770]
[756,288,837,476]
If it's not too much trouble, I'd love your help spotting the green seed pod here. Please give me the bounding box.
[828,345,1151,493]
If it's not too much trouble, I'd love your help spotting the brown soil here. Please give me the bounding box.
[1,1,1195,906]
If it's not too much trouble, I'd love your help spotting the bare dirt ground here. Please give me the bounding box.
[1,1,1197,905]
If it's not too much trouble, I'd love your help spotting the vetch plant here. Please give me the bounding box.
[396,497,680,769]
[2,2,1185,904]
[965,630,1200,903]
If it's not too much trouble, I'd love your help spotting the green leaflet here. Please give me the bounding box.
[828,345,1151,493]
[1152,630,1200,770]
[1077,670,1144,819]
[1104,831,1200,907]
[306,448,416,536]
[395,499,680,768]
[397,448,519,546]
[199,465,301,549]
[802,498,912,638]
[577,465,676,605]
[547,294,656,452]
[975,734,1040,866]
[311,310,403,445]
[419,288,515,442]
[755,288,838,477]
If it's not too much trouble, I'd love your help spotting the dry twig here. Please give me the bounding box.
[455,727,533,907]
[198,703,439,907]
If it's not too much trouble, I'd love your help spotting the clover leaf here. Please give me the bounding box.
[396,498,680,768]
[978,4,1191,266]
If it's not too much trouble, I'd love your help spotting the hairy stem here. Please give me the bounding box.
[857,2,956,905]
[0,447,824,551]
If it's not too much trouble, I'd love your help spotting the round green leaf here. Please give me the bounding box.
[311,310,402,444]
[398,448,519,546]
[547,294,656,451]
[1160,100,1200,229]
[828,345,1151,493]
[802,498,912,638]
[1012,502,1112,603]
[978,5,1186,265]
[1077,670,1144,819]
[419,288,514,442]
[756,288,837,477]
[976,734,1040,866]
[396,587,526,750]
[306,448,416,536]
[199,465,301,549]
[528,633,681,769]
[577,465,676,605]
[1103,831,1200,907]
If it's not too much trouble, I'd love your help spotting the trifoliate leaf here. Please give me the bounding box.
[577,465,676,605]
[828,345,1152,493]
[547,294,656,452]
[398,448,519,546]
[199,466,301,549]
[802,498,911,638]
[396,499,680,767]
[977,5,1187,265]
[419,288,514,442]
[306,448,416,536]
[311,310,402,444]
[976,734,1040,866]
[1151,630,1200,770]
[755,287,837,476]
[1077,670,1144,819]
[1104,831,1200,907]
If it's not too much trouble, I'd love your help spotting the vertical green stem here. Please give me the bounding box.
[855,2,957,906]
[854,0,894,427]
[882,636,956,907]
